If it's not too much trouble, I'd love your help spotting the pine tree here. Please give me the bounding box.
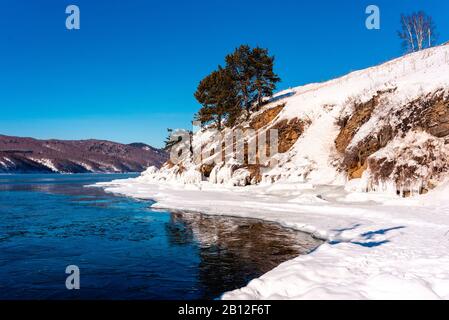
[225,45,256,120]
[225,45,281,117]
[194,45,281,129]
[194,67,240,130]
[251,47,281,110]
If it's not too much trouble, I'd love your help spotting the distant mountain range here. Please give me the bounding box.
[0,134,167,174]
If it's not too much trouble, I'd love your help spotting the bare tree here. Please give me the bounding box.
[398,11,437,53]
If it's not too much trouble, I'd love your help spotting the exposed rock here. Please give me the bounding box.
[348,162,368,180]
[365,131,449,196]
[165,159,175,169]
[391,91,449,138]
[200,163,215,178]
[177,163,186,175]
[237,164,263,185]
[272,118,307,153]
[367,158,396,184]
[335,90,394,154]
[422,94,449,137]
[338,89,449,180]
[343,125,394,179]
[250,103,285,130]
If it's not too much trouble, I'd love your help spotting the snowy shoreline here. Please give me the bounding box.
[95,177,449,300]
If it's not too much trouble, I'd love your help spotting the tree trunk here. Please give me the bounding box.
[217,114,222,131]
[256,90,263,111]
[244,96,251,121]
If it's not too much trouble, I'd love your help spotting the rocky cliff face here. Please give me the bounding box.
[0,135,167,174]
[138,43,449,196]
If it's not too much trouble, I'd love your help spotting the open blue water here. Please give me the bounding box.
[0,174,321,300]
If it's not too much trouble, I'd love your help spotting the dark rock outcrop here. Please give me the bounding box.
[272,118,308,154]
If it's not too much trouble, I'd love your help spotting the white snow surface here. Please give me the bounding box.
[0,157,15,168]
[29,158,59,173]
[95,45,449,300]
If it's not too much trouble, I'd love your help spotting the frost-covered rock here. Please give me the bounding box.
[361,131,449,196]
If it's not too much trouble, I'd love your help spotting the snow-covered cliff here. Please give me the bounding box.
[140,43,449,196]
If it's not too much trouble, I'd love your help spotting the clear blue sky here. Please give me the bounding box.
[0,0,448,148]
